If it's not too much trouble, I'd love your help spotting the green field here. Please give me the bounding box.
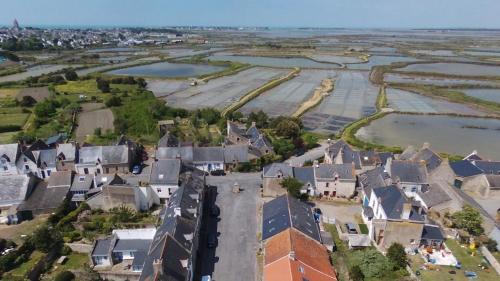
[0,113,30,127]
[409,239,499,281]
[0,131,18,143]
[54,80,139,103]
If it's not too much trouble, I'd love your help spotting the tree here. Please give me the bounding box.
[19,95,37,107]
[275,119,300,138]
[387,243,407,270]
[247,110,268,128]
[31,225,63,253]
[349,265,365,281]
[34,100,57,117]
[452,205,484,236]
[64,69,78,81]
[136,77,147,88]
[351,248,391,278]
[96,78,110,93]
[54,271,76,281]
[78,264,103,281]
[272,139,295,158]
[105,96,122,107]
[280,177,304,198]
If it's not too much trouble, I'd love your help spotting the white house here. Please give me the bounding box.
[149,159,181,204]
[0,143,20,176]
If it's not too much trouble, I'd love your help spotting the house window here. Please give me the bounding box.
[324,191,329,196]
[157,188,162,193]
[105,168,109,173]
[298,266,304,273]
[411,187,417,192]
[3,166,7,171]
[25,165,29,170]
[0,159,5,164]
[47,170,51,176]
[84,168,89,174]
[24,157,27,163]
[97,169,101,174]
[326,182,329,188]
[41,171,46,179]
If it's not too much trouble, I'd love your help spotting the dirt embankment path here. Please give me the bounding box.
[292,78,334,117]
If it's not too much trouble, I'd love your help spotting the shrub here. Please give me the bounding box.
[19,95,37,107]
[452,205,484,236]
[96,78,110,93]
[105,96,122,107]
[387,243,407,270]
[54,270,75,281]
[349,265,365,281]
[64,69,78,81]
[280,177,304,198]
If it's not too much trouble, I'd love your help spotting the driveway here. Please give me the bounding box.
[200,173,261,281]
[285,140,329,167]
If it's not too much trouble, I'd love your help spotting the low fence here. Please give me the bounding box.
[481,246,500,275]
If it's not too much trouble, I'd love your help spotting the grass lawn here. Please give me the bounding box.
[41,253,89,281]
[0,112,30,127]
[3,250,46,280]
[409,239,499,281]
[359,223,369,234]
[0,131,18,143]
[0,106,26,114]
[0,88,20,98]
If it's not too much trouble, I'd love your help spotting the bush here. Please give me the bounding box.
[60,245,72,256]
[31,225,63,253]
[19,95,37,107]
[349,265,364,281]
[387,243,407,270]
[105,96,122,107]
[275,119,300,138]
[452,205,484,236]
[54,270,75,281]
[96,78,110,93]
[64,69,78,81]
[280,177,304,198]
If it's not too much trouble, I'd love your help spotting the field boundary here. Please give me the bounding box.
[222,67,301,117]
[292,77,334,117]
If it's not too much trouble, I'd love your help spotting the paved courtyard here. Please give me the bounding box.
[202,173,261,281]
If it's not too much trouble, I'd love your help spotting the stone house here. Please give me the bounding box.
[149,159,181,204]
[56,142,78,172]
[461,174,500,198]
[313,163,356,198]
[76,145,131,175]
[386,159,428,196]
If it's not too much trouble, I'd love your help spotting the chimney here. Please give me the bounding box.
[401,202,411,220]
[289,251,296,260]
[422,142,430,149]
[153,259,163,275]
[174,207,181,217]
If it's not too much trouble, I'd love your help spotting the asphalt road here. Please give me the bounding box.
[198,173,261,281]
[285,140,329,167]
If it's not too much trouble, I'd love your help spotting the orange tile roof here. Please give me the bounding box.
[264,228,337,281]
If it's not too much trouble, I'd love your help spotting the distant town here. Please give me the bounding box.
[1,17,500,281]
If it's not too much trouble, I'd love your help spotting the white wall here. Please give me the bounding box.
[0,156,18,176]
[194,162,224,172]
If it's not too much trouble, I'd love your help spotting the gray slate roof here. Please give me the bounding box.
[71,174,94,192]
[474,160,500,175]
[293,167,315,187]
[314,164,355,180]
[372,185,424,222]
[390,160,427,183]
[113,239,152,252]
[47,171,73,188]
[18,181,70,212]
[38,149,57,168]
[193,147,224,163]
[262,163,294,178]
[56,143,76,161]
[79,145,129,165]
[359,167,390,199]
[92,238,112,256]
[0,174,31,206]
[412,148,442,173]
[156,146,193,162]
[262,195,321,242]
[417,183,451,208]
[150,159,181,185]
[450,160,483,178]
[0,143,20,162]
[223,145,249,163]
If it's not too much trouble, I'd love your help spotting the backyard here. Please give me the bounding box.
[409,239,499,281]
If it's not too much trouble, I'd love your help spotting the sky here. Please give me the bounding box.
[1,0,499,29]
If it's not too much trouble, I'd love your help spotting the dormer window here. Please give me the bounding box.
[79,176,85,182]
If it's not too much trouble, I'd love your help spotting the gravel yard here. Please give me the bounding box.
[75,106,114,142]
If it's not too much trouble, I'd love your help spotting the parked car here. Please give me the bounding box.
[132,164,142,174]
[207,234,217,248]
[211,205,220,217]
[201,276,212,281]
[345,223,358,234]
[210,170,226,176]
